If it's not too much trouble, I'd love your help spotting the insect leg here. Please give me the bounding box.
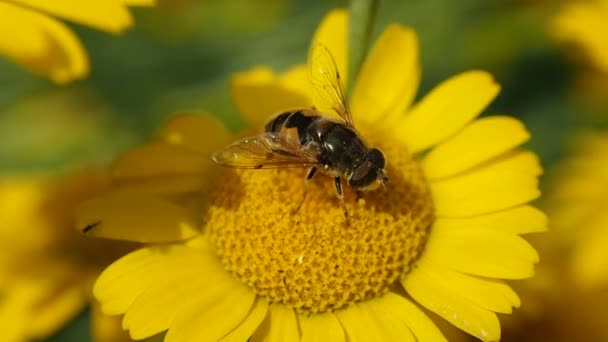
[334,177,349,224]
[293,167,317,214]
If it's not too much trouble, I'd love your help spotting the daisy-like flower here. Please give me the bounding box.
[79,9,545,341]
[551,0,608,72]
[0,0,154,84]
[0,170,137,342]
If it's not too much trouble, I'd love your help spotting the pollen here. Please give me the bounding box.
[205,137,434,313]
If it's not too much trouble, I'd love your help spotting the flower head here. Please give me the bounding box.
[0,0,154,83]
[80,9,545,342]
[0,170,137,342]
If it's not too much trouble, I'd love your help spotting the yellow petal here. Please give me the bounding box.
[220,297,269,342]
[376,293,447,342]
[403,267,501,341]
[351,24,420,125]
[77,190,199,242]
[11,0,136,34]
[422,227,539,279]
[298,312,345,342]
[185,234,215,251]
[335,300,413,342]
[91,301,132,342]
[0,285,36,340]
[111,141,209,194]
[251,304,299,342]
[278,64,311,101]
[0,2,88,84]
[416,258,520,313]
[230,66,311,129]
[94,245,214,315]
[123,258,225,339]
[431,150,542,217]
[395,71,500,153]
[310,9,348,87]
[112,175,206,195]
[334,303,374,342]
[159,113,231,155]
[432,205,547,235]
[422,116,530,179]
[0,294,27,341]
[165,282,256,342]
[364,300,416,342]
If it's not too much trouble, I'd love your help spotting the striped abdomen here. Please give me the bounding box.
[264,109,322,145]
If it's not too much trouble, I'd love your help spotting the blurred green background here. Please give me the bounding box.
[4,0,606,175]
[1,0,606,340]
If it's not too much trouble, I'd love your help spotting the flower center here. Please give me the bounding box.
[206,133,434,313]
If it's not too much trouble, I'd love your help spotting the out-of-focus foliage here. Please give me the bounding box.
[139,0,290,42]
[5,0,602,174]
[1,0,608,340]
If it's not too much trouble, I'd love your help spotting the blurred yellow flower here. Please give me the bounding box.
[0,170,137,341]
[0,0,155,84]
[548,132,608,289]
[551,0,608,72]
[78,9,545,342]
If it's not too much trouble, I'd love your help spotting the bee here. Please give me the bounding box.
[212,45,388,218]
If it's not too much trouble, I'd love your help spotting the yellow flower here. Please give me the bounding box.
[0,0,154,84]
[0,170,137,342]
[79,10,545,342]
[548,133,608,289]
[551,0,608,72]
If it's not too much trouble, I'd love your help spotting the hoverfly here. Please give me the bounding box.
[212,45,388,218]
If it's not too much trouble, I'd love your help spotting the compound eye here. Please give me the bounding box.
[367,148,385,168]
[349,162,376,188]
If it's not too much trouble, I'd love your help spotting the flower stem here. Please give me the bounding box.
[348,0,380,96]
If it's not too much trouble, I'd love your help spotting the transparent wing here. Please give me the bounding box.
[308,44,354,127]
[211,132,320,169]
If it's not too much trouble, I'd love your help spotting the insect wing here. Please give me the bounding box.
[212,133,319,169]
[308,44,354,127]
